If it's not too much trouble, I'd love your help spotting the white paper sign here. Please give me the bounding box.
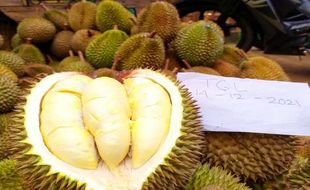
[177,72,310,136]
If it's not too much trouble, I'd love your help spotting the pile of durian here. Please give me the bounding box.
[0,0,309,189]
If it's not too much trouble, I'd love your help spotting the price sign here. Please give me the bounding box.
[177,72,310,136]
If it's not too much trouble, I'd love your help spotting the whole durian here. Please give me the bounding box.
[86,26,128,68]
[133,1,180,44]
[42,4,69,30]
[57,51,94,72]
[115,32,165,70]
[204,132,297,182]
[0,159,27,190]
[185,163,250,190]
[0,76,21,113]
[71,29,101,53]
[7,69,204,189]
[0,64,18,82]
[13,39,46,65]
[50,28,74,59]
[0,51,25,76]
[17,17,56,43]
[175,20,224,67]
[240,56,290,81]
[96,0,135,33]
[68,0,97,31]
[11,34,23,49]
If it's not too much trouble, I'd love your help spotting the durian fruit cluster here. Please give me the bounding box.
[0,0,309,190]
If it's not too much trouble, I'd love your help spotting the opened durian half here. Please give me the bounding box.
[9,69,204,190]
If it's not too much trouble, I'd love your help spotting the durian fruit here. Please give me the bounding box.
[86,26,128,69]
[71,29,101,53]
[50,26,74,59]
[212,59,240,77]
[239,56,290,81]
[132,1,180,44]
[0,34,4,49]
[93,68,117,78]
[11,34,23,49]
[8,69,204,189]
[0,112,13,135]
[0,64,18,82]
[68,0,97,31]
[220,45,248,68]
[182,60,221,76]
[185,163,250,190]
[46,55,60,71]
[17,17,56,44]
[96,0,135,33]
[0,112,15,159]
[0,159,27,190]
[0,76,21,113]
[56,51,80,72]
[205,20,224,40]
[115,32,165,70]
[175,20,224,67]
[204,132,297,182]
[41,3,69,30]
[13,39,46,65]
[0,51,25,76]
[57,51,94,72]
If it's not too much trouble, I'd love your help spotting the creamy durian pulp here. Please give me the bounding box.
[25,71,184,189]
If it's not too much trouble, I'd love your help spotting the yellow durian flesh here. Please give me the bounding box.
[124,78,171,168]
[82,77,131,170]
[40,75,99,169]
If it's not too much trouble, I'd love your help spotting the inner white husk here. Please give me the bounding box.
[24,70,184,190]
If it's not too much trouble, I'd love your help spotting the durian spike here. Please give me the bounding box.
[77,51,85,62]
[182,59,192,69]
[39,2,50,11]
[113,25,119,30]
[148,31,157,38]
[68,50,74,57]
[129,17,137,25]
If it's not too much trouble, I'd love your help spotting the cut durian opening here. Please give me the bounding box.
[24,70,184,190]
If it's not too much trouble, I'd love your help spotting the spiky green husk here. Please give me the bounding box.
[68,1,97,31]
[0,159,26,190]
[133,1,180,44]
[13,44,46,65]
[8,70,205,189]
[96,0,134,33]
[71,29,101,53]
[115,33,165,70]
[43,9,69,30]
[204,132,297,182]
[0,112,15,159]
[175,20,224,67]
[220,45,248,68]
[185,163,250,190]
[11,34,23,49]
[0,51,25,76]
[0,64,18,82]
[0,76,21,113]
[93,68,116,78]
[240,56,290,81]
[57,56,94,72]
[86,28,128,68]
[57,56,80,71]
[51,30,74,59]
[0,34,4,49]
[17,17,56,44]
[212,60,240,77]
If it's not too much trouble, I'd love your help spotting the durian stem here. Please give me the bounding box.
[111,57,120,71]
[25,38,32,44]
[68,50,74,57]
[39,2,49,11]
[148,31,157,38]
[46,55,53,65]
[77,51,85,62]
[182,59,192,69]
[113,25,119,30]
[87,30,93,37]
[164,59,170,70]
[63,23,69,31]
[172,67,179,74]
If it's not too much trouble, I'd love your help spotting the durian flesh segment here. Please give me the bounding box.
[82,77,131,169]
[40,75,99,169]
[124,78,171,168]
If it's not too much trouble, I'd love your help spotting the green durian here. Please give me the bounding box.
[220,45,248,68]
[96,0,135,33]
[57,51,94,72]
[132,1,180,44]
[115,32,165,70]
[13,40,46,65]
[86,26,128,68]
[0,64,18,82]
[11,34,23,49]
[0,51,25,76]
[0,159,27,190]
[17,17,56,44]
[68,0,97,31]
[0,76,21,113]
[185,163,250,190]
[50,29,74,59]
[42,4,69,30]
[71,29,101,53]
[175,20,224,67]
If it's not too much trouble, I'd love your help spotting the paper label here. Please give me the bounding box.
[177,72,310,136]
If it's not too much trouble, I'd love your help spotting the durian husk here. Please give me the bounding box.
[220,45,248,68]
[213,59,240,77]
